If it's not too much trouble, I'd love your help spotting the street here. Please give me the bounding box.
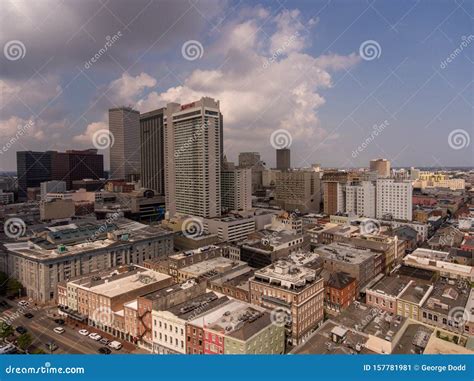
[1,298,134,354]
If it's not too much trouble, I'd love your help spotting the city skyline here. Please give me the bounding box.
[1,0,473,173]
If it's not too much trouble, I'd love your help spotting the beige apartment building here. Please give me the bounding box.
[250,259,324,345]
[274,169,321,213]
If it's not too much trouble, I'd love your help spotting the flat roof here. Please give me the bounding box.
[314,242,377,264]
[398,282,432,304]
[180,257,246,278]
[88,270,171,298]
[422,279,470,315]
[368,276,410,297]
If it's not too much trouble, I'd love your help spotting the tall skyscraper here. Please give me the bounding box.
[345,181,376,218]
[376,179,412,221]
[140,108,165,195]
[322,171,349,215]
[109,107,141,181]
[51,149,104,189]
[370,159,391,178]
[274,169,321,213]
[17,151,53,200]
[276,148,291,171]
[238,152,265,193]
[164,97,222,218]
[17,150,103,200]
[221,167,252,212]
[238,152,261,168]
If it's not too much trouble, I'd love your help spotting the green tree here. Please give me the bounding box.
[0,322,13,338]
[5,278,23,298]
[0,272,8,295]
[17,333,33,350]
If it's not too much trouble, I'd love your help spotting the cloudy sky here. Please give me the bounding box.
[0,0,472,172]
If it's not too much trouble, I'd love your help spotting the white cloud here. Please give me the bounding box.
[0,76,62,114]
[73,121,108,144]
[79,7,360,165]
[107,72,157,105]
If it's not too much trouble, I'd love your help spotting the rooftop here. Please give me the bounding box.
[3,217,172,261]
[165,292,230,321]
[188,300,272,341]
[75,269,171,298]
[422,279,470,315]
[179,257,247,279]
[253,259,319,291]
[367,276,410,297]
[398,281,432,305]
[314,242,377,264]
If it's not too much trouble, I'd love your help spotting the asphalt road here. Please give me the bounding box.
[1,299,129,354]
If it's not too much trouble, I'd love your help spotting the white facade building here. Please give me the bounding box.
[346,181,376,218]
[376,179,412,221]
[164,97,222,218]
[221,168,252,212]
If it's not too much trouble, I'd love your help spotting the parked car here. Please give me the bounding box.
[97,347,111,354]
[108,341,122,350]
[18,301,29,307]
[0,343,17,354]
[78,329,89,336]
[88,333,101,341]
[46,342,58,352]
[15,326,27,334]
[54,319,65,325]
[53,327,65,334]
[23,313,34,319]
[99,338,110,345]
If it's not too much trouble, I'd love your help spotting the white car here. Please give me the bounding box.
[88,333,101,341]
[53,327,65,334]
[18,301,29,307]
[78,329,89,336]
[108,341,122,350]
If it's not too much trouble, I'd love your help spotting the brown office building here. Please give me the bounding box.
[140,108,165,195]
[276,148,291,171]
[51,149,104,189]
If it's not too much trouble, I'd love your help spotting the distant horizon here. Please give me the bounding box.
[1,1,472,172]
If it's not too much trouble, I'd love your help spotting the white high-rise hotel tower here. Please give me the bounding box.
[164,97,223,218]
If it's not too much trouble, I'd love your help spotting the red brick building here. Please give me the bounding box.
[186,323,205,354]
[324,272,357,314]
[203,329,225,354]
